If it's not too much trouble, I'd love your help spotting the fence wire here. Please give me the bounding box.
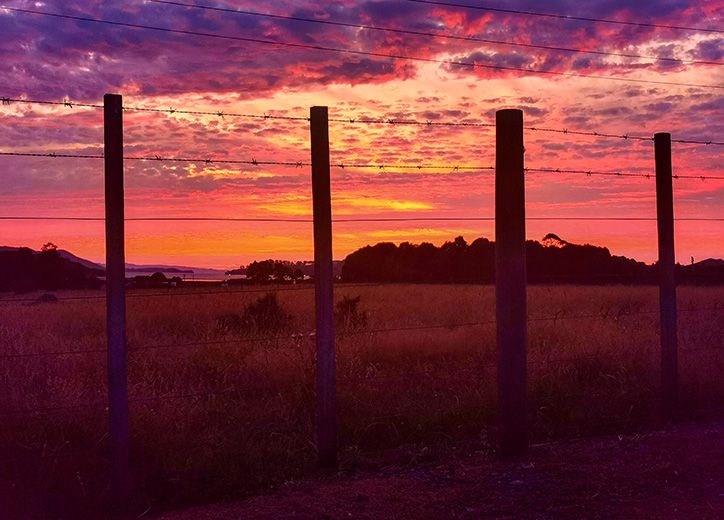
[2,150,724,181]
[3,96,723,146]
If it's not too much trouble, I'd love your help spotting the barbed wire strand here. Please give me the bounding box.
[3,97,723,146]
[2,151,723,180]
[4,7,723,91]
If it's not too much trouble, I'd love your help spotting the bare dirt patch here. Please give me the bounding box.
[157,419,723,520]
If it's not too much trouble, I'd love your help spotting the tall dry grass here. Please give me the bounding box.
[0,284,722,517]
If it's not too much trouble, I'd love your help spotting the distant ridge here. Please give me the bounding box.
[56,249,104,271]
[0,246,102,292]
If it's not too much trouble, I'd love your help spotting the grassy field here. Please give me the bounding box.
[0,284,722,518]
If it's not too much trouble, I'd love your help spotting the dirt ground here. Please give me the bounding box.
[156,418,723,520]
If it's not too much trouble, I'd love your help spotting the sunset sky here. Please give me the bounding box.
[0,0,722,268]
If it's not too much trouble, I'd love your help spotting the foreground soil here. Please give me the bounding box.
[156,418,723,520]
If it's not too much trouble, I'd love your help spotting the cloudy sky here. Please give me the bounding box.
[0,0,722,267]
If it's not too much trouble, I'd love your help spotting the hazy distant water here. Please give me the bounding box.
[126,269,239,281]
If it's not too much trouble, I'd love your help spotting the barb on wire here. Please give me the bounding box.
[328,116,495,128]
[125,155,311,167]
[123,104,310,122]
[333,162,494,171]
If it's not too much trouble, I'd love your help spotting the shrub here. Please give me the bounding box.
[335,295,368,333]
[217,293,292,334]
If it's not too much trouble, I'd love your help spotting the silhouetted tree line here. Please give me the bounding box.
[128,272,183,289]
[243,260,306,284]
[0,243,102,292]
[341,235,724,285]
[226,259,344,283]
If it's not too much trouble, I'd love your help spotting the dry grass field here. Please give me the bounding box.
[0,284,722,518]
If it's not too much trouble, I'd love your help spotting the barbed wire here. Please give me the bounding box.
[3,97,723,146]
[0,96,310,121]
[0,151,104,160]
[5,7,723,91]
[403,0,724,34]
[2,151,724,180]
[525,127,723,146]
[0,98,103,109]
[148,0,723,66]
[329,116,495,128]
[525,167,724,180]
[0,151,311,167]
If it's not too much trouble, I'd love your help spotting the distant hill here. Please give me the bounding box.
[0,246,103,292]
[125,263,194,274]
[57,249,104,271]
[341,235,724,285]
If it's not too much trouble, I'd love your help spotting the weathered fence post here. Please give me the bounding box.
[654,132,678,419]
[310,106,337,468]
[104,93,130,504]
[495,109,528,455]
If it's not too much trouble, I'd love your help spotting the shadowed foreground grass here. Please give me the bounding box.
[0,284,722,518]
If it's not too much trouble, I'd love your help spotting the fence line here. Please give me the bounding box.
[1,93,723,502]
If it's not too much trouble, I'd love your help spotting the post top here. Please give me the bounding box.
[654,132,672,139]
[496,109,523,122]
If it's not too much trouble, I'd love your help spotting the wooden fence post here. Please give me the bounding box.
[104,93,130,504]
[654,132,678,419]
[310,106,337,468]
[495,109,528,455]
